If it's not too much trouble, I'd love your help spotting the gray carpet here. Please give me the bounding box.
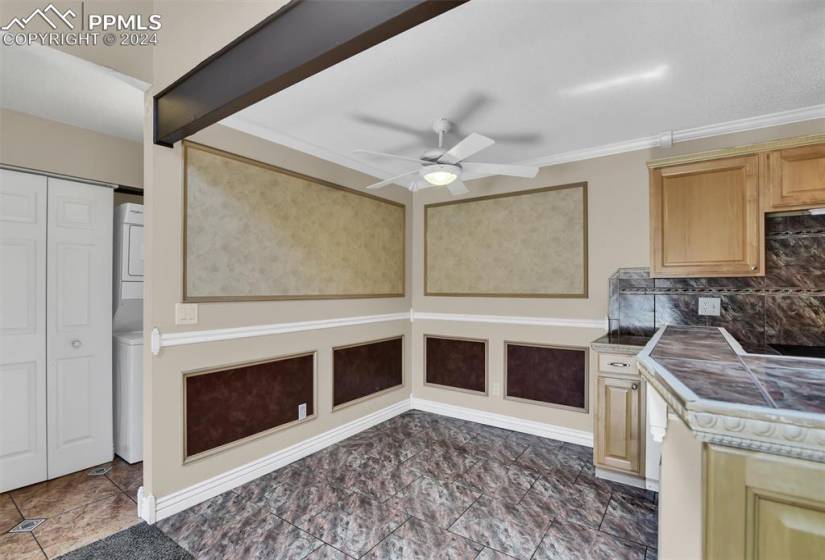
[56,522,192,560]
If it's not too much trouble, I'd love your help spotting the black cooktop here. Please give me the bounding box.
[768,344,825,359]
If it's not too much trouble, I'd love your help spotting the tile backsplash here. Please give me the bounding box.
[609,214,825,351]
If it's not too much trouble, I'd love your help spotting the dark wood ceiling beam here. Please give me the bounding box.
[153,0,468,147]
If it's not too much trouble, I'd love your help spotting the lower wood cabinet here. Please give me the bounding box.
[705,445,825,560]
[595,356,645,477]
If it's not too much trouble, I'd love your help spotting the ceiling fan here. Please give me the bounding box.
[356,118,539,196]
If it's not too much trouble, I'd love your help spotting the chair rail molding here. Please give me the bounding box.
[151,310,607,354]
[150,312,411,354]
[412,311,608,330]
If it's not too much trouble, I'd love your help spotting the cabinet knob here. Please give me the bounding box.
[71,339,82,349]
[631,383,639,390]
[750,265,757,271]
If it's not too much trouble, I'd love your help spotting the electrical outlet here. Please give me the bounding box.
[698,297,721,317]
[491,382,501,396]
[175,303,198,325]
[298,403,307,420]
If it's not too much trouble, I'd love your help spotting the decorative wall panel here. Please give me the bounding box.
[184,352,315,460]
[333,336,403,409]
[424,183,588,297]
[505,343,588,411]
[183,142,405,301]
[424,335,487,394]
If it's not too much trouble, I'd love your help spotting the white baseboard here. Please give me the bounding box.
[410,397,593,448]
[140,395,595,524]
[140,399,410,523]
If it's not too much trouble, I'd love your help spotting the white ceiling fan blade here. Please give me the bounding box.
[446,179,469,196]
[354,149,428,164]
[440,132,495,163]
[460,162,539,178]
[365,169,420,190]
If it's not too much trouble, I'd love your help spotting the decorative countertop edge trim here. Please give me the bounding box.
[151,310,608,354]
[638,326,825,463]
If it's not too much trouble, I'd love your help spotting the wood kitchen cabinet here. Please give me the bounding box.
[595,353,644,477]
[705,445,825,560]
[650,155,763,278]
[764,143,825,211]
[649,135,825,278]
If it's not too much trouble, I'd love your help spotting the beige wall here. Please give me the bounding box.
[143,0,412,497]
[141,0,825,503]
[411,118,825,436]
[0,108,143,188]
[145,120,411,497]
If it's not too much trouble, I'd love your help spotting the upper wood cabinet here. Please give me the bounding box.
[765,143,825,210]
[650,155,763,278]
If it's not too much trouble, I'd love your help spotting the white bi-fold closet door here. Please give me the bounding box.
[0,169,113,493]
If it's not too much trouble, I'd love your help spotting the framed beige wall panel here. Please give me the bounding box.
[424,183,588,297]
[183,142,405,301]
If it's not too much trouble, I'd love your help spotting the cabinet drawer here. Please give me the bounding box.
[599,353,637,375]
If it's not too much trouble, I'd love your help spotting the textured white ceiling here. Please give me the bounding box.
[225,1,825,185]
[0,40,147,141]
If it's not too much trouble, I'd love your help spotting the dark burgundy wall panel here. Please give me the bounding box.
[333,337,403,407]
[425,336,486,393]
[185,353,314,458]
[506,344,587,410]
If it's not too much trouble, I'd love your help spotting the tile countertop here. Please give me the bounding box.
[590,333,652,355]
[638,325,825,463]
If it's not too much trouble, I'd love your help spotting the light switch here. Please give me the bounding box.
[175,303,198,325]
[298,403,307,420]
[698,297,721,317]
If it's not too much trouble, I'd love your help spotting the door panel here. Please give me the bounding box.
[651,155,762,277]
[596,375,643,475]
[705,445,825,560]
[767,143,825,210]
[47,178,113,478]
[0,170,47,492]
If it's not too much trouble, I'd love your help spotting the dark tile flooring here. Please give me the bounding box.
[158,411,658,559]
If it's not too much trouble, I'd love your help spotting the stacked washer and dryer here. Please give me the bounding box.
[112,203,144,463]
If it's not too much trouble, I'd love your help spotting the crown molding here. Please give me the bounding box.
[220,115,398,182]
[222,104,825,186]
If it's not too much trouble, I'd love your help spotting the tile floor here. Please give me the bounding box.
[0,458,143,559]
[155,411,658,559]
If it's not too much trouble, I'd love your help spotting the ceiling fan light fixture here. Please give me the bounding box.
[422,164,460,186]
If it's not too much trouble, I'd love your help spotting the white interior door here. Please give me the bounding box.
[47,178,113,478]
[0,170,48,493]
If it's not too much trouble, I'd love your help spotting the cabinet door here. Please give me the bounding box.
[651,155,762,277]
[766,143,825,210]
[0,170,48,493]
[47,178,113,479]
[705,445,825,560]
[596,375,643,475]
